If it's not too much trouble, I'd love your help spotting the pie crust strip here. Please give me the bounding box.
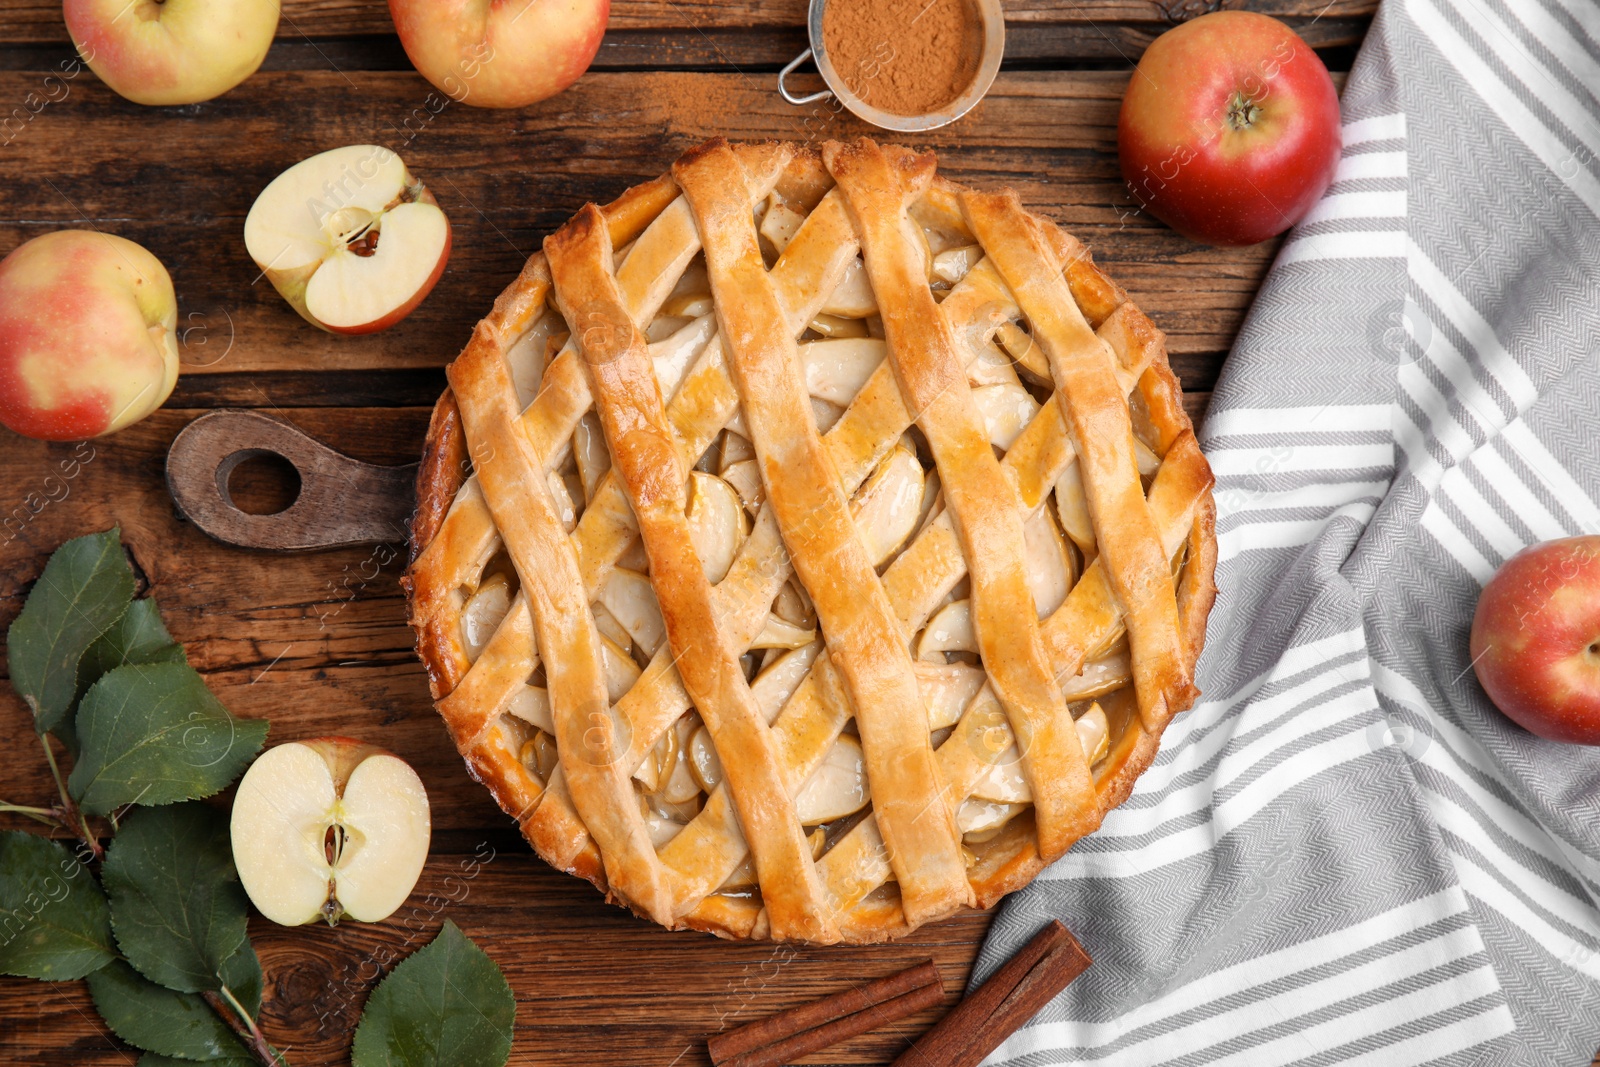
[613,258,1020,756]
[410,152,785,683]
[567,185,862,595]
[413,191,1002,709]
[879,301,1156,638]
[673,138,974,927]
[545,203,840,943]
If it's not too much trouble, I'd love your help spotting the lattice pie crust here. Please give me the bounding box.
[405,138,1216,944]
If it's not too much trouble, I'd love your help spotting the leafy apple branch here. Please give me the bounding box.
[0,528,282,1064]
[0,528,516,1067]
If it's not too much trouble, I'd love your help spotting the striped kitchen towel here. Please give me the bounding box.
[978,0,1600,1063]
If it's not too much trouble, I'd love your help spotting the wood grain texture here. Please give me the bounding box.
[1,21,1371,73]
[0,0,1380,47]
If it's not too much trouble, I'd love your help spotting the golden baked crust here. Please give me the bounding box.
[404,138,1217,943]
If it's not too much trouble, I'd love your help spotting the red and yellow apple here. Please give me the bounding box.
[387,0,609,109]
[1118,11,1342,247]
[64,0,280,107]
[0,231,179,441]
[244,145,452,335]
[231,737,432,926]
[1470,536,1600,745]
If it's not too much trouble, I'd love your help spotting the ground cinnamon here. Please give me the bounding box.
[822,0,983,116]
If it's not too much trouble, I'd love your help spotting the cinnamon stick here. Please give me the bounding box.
[890,920,1091,1067]
[709,959,942,1067]
[722,980,944,1067]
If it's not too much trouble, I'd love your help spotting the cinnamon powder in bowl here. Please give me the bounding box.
[789,0,1003,131]
[822,0,983,117]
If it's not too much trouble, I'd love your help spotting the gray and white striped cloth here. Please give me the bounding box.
[978,0,1600,1062]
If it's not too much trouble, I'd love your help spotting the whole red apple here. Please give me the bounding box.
[1470,536,1600,745]
[1118,10,1342,247]
[65,0,278,106]
[388,0,609,109]
[0,230,179,441]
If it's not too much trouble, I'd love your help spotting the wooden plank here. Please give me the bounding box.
[0,0,1379,45]
[0,409,471,820]
[0,18,1372,73]
[1002,15,1371,62]
[168,367,450,408]
[0,70,1275,384]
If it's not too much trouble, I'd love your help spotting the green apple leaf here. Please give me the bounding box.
[102,803,250,994]
[0,831,114,980]
[62,598,187,756]
[352,920,515,1067]
[81,597,187,686]
[8,527,135,735]
[87,959,251,1061]
[68,663,267,815]
[140,1056,257,1067]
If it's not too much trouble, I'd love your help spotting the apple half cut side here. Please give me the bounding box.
[231,737,432,926]
[244,144,452,335]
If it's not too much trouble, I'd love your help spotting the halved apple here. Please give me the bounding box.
[230,737,431,926]
[244,145,452,334]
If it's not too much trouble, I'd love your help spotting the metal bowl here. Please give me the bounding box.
[778,0,1005,132]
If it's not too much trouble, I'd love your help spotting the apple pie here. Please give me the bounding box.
[405,138,1216,943]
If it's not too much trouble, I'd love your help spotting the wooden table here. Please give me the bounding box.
[0,3,1377,1063]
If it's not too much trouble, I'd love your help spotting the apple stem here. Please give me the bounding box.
[38,733,103,861]
[0,801,57,826]
[212,984,289,1066]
